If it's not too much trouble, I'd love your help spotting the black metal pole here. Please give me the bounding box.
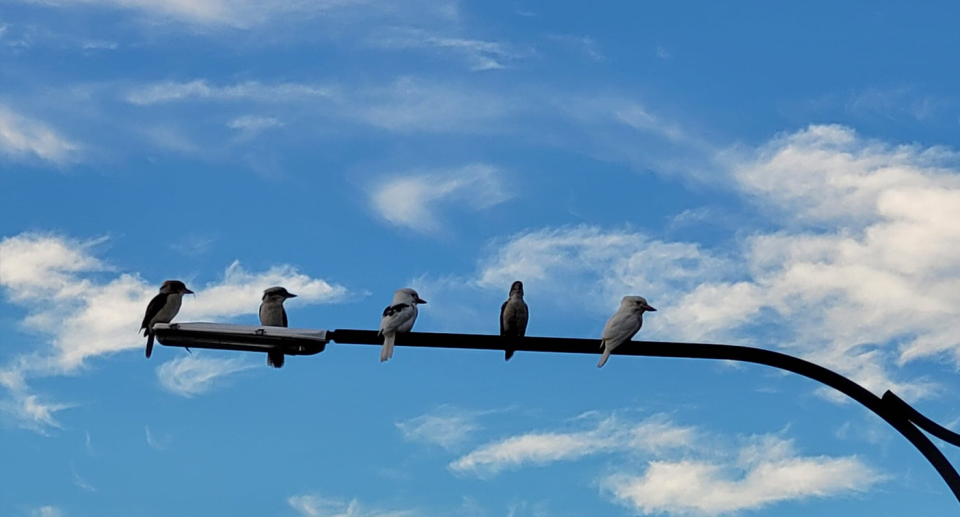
[327,329,960,503]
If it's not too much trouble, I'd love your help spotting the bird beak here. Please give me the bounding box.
[287,293,298,298]
[644,304,657,312]
[183,288,194,294]
[415,297,427,304]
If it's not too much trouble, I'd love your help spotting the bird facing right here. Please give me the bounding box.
[598,296,656,368]
[140,280,194,359]
[379,288,427,362]
[259,286,298,368]
[500,280,528,361]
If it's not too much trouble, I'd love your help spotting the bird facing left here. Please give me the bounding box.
[141,280,194,359]
[259,286,298,368]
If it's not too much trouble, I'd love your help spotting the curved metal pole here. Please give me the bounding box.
[326,329,960,503]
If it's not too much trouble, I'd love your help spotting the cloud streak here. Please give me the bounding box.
[370,164,513,233]
[0,104,82,164]
[155,355,254,398]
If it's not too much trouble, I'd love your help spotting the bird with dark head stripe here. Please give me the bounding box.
[378,288,426,362]
[141,280,194,359]
[259,286,298,368]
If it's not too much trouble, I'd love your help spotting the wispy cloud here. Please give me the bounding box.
[144,425,173,450]
[368,27,534,71]
[603,435,883,516]
[0,232,348,432]
[549,35,604,62]
[370,164,513,233]
[156,354,254,398]
[72,465,96,492]
[125,80,334,105]
[31,506,64,517]
[450,414,696,476]
[288,494,413,517]
[21,0,458,29]
[0,392,75,435]
[227,115,283,136]
[396,406,490,450]
[0,104,82,164]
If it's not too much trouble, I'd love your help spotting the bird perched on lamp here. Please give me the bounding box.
[259,286,298,368]
[500,280,528,361]
[141,280,194,359]
[598,296,656,368]
[379,288,426,362]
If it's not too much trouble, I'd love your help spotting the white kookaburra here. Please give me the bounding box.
[598,296,656,368]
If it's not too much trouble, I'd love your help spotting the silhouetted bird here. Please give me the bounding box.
[141,280,193,358]
[379,288,426,362]
[259,286,298,368]
[598,296,656,368]
[500,281,528,361]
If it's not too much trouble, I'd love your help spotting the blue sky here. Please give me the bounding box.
[1,1,959,516]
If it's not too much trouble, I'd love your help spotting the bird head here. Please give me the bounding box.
[396,288,427,305]
[263,286,297,302]
[509,280,524,297]
[621,295,656,313]
[160,280,194,295]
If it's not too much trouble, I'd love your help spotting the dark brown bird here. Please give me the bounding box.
[141,280,193,359]
[259,286,297,368]
[500,281,529,361]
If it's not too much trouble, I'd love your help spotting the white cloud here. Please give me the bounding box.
[0,232,348,432]
[370,164,512,233]
[396,406,487,450]
[31,506,64,517]
[476,225,729,314]
[155,354,254,398]
[227,115,283,135]
[450,414,695,476]
[0,105,82,164]
[125,80,334,105]
[0,392,74,435]
[21,0,442,29]
[464,126,960,400]
[288,494,412,517]
[603,435,883,516]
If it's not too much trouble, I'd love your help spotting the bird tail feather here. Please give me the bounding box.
[598,340,610,368]
[145,334,154,359]
[381,333,395,363]
[505,349,515,361]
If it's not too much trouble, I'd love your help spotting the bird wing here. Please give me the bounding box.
[281,305,288,328]
[499,300,508,335]
[601,308,641,348]
[381,303,412,333]
[518,300,529,337]
[141,292,170,334]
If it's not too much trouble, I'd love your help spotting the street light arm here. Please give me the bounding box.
[153,324,959,503]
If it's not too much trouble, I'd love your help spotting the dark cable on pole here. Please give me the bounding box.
[154,324,960,504]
